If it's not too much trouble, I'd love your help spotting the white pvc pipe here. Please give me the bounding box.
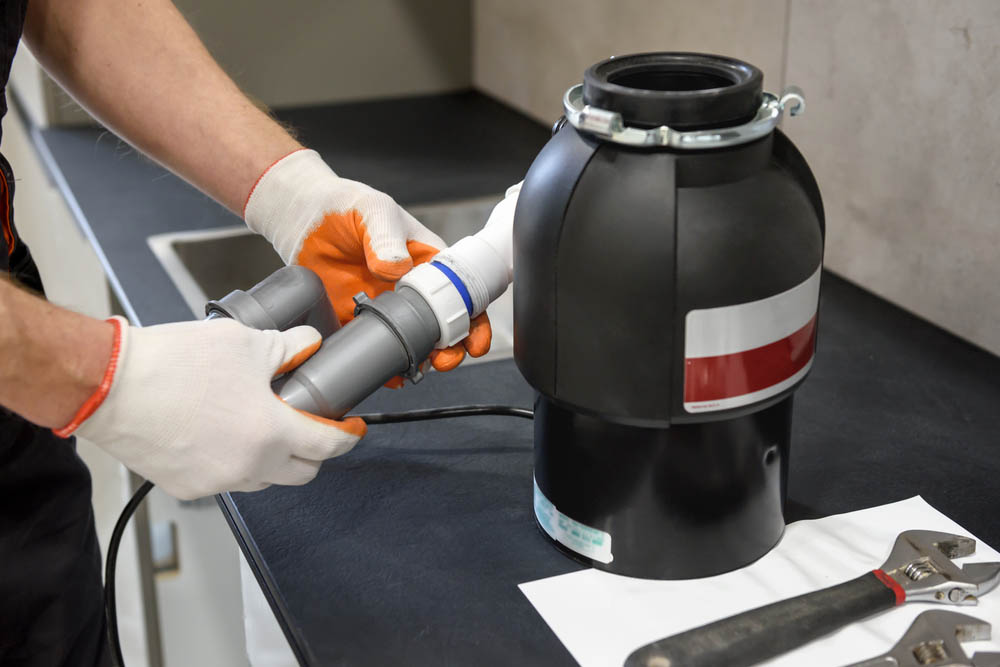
[432,182,521,316]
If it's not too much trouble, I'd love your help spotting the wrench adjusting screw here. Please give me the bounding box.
[911,639,949,665]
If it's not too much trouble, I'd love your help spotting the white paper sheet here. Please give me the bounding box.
[519,496,1000,666]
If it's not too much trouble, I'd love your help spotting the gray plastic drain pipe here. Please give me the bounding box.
[211,185,520,420]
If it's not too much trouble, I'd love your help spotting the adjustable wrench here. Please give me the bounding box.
[844,610,1000,666]
[625,530,1000,667]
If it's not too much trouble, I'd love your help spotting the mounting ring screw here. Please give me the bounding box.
[780,85,806,116]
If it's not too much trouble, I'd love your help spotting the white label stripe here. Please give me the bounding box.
[685,265,822,358]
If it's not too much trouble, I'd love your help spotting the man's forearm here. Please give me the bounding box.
[0,279,113,428]
[23,0,301,214]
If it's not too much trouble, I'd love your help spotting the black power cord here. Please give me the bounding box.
[105,478,154,667]
[104,404,533,667]
[357,404,534,424]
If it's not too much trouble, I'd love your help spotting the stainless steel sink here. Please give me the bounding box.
[148,195,514,364]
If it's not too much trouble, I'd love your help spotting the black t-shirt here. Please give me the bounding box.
[0,10,107,656]
[0,0,31,283]
[0,0,28,130]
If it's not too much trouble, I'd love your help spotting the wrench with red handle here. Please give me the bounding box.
[625,530,1000,667]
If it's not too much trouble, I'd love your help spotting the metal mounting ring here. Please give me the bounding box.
[562,83,806,149]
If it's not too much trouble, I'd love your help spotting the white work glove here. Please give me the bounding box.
[243,148,491,373]
[57,316,365,500]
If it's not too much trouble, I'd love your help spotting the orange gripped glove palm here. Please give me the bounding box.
[243,148,490,377]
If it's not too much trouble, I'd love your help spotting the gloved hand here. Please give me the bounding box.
[55,316,365,500]
[243,149,491,374]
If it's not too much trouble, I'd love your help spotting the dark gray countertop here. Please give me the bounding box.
[217,272,1000,666]
[30,92,1000,666]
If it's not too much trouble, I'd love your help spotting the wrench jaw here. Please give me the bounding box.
[846,611,993,667]
[906,611,989,667]
[879,531,1000,605]
[963,563,1000,597]
[894,611,990,667]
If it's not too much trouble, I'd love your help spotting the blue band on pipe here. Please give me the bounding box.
[431,261,474,316]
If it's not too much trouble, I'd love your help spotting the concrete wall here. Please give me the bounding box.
[174,0,471,108]
[473,0,1000,356]
[783,0,1000,357]
[472,0,789,125]
[14,0,472,126]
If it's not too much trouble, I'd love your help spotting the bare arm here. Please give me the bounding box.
[23,0,301,214]
[9,0,293,424]
[0,279,113,428]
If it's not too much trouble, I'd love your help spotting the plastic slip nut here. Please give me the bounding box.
[397,263,470,348]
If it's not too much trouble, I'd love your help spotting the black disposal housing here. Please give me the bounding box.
[513,53,824,579]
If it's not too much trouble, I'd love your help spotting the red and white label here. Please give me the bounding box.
[684,266,821,413]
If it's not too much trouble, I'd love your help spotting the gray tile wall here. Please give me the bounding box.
[473,0,1000,355]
